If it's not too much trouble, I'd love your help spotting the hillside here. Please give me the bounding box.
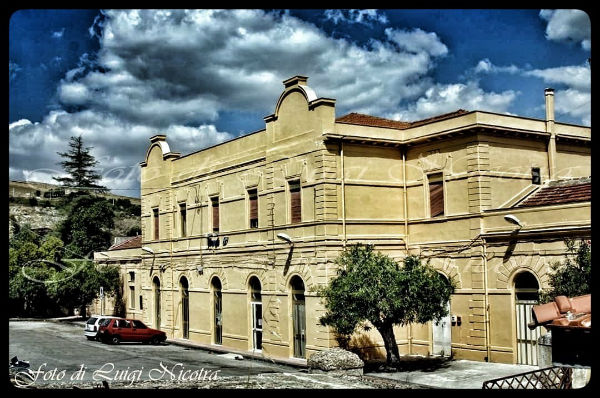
[9,180,141,244]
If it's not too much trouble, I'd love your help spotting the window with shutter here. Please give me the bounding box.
[289,181,301,223]
[248,189,258,228]
[429,174,444,217]
[211,197,219,233]
[153,208,159,240]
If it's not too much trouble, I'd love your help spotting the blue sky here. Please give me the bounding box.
[9,9,591,198]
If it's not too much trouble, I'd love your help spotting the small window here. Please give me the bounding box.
[211,197,219,233]
[139,295,143,310]
[428,174,444,217]
[532,167,541,185]
[153,208,160,240]
[129,271,135,282]
[179,203,187,237]
[289,180,301,224]
[129,286,135,309]
[248,189,258,229]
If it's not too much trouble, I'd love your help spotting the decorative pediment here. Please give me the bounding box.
[205,181,222,198]
[175,188,190,204]
[240,171,262,190]
[418,151,452,173]
[281,158,306,180]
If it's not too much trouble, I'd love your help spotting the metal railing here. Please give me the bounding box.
[482,366,572,389]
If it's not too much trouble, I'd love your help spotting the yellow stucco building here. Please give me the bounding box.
[94,76,590,366]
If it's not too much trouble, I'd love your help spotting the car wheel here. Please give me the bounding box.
[111,335,121,345]
[151,336,161,345]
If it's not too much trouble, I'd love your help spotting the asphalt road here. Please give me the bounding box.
[9,320,296,388]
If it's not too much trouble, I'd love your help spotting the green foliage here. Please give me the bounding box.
[47,261,122,317]
[317,244,454,365]
[59,195,115,257]
[539,239,591,303]
[53,135,106,192]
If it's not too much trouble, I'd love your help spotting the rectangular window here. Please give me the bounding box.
[179,203,187,237]
[248,189,258,228]
[129,271,135,282]
[153,208,159,240]
[428,174,444,218]
[211,197,220,233]
[532,167,541,185]
[289,180,301,223]
[129,286,135,309]
[139,295,143,310]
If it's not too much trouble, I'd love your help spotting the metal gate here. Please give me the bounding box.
[516,299,540,366]
[182,288,189,339]
[214,290,222,345]
[432,300,452,356]
[251,302,262,351]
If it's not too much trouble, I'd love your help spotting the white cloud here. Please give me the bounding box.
[473,58,519,74]
[524,65,590,91]
[324,9,388,25]
[539,9,591,50]
[385,28,448,57]
[389,81,518,121]
[52,28,65,39]
[554,88,591,126]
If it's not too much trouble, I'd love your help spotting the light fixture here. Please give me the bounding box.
[141,246,154,254]
[276,233,294,246]
[504,214,522,228]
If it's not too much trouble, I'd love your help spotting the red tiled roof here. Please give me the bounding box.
[335,109,469,130]
[108,235,142,250]
[518,179,591,208]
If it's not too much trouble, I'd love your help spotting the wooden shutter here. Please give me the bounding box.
[249,190,258,227]
[429,180,444,217]
[290,183,301,223]
[153,208,159,239]
[212,198,219,232]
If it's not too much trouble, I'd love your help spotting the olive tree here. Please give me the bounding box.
[317,244,454,367]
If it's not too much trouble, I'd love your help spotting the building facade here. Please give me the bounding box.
[95,76,591,365]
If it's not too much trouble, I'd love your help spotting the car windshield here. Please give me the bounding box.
[86,317,98,325]
[132,320,147,329]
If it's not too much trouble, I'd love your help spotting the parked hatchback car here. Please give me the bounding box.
[84,315,120,341]
[98,318,167,345]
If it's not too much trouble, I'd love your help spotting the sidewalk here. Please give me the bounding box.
[366,357,539,389]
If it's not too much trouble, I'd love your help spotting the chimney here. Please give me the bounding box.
[545,88,556,181]
[545,88,555,122]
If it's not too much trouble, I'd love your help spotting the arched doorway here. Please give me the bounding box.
[180,277,189,339]
[249,276,262,351]
[514,271,540,365]
[432,273,452,357]
[211,277,222,345]
[153,277,161,330]
[290,276,306,358]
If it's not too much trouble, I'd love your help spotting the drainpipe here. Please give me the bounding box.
[482,237,492,362]
[545,88,556,181]
[340,140,347,247]
[402,146,412,354]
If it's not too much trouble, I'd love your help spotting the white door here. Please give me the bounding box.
[432,301,452,356]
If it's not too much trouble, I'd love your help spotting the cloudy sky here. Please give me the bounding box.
[9,9,591,198]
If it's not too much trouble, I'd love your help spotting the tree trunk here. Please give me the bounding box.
[377,323,402,366]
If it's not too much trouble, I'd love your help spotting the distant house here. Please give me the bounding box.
[95,77,590,366]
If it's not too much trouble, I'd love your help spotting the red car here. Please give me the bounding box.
[98,318,167,345]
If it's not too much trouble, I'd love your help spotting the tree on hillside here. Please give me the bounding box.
[59,195,115,258]
[53,135,106,192]
[317,244,455,367]
[540,238,591,303]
